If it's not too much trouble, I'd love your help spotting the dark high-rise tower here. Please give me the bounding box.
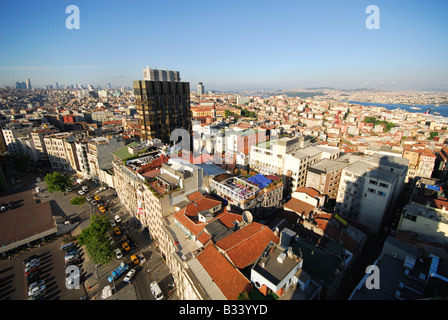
[134,68,192,144]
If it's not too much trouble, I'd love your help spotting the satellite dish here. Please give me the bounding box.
[242,211,253,224]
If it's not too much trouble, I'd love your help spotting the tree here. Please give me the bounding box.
[44,171,72,193]
[70,196,86,206]
[224,110,234,119]
[428,132,439,140]
[77,214,114,265]
[363,116,396,132]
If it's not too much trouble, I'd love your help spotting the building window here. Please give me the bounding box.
[367,188,376,193]
[377,191,386,197]
[369,179,378,185]
[379,182,388,189]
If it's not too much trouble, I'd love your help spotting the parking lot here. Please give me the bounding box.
[0,238,87,300]
[1,173,177,300]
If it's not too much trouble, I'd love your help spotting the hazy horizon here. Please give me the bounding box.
[1,0,447,91]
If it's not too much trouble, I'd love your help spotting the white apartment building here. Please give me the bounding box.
[335,154,408,234]
[111,148,211,299]
[2,128,27,157]
[30,128,58,162]
[250,136,339,192]
[250,136,309,176]
[43,132,78,172]
[86,136,124,184]
[398,202,448,245]
[284,145,324,191]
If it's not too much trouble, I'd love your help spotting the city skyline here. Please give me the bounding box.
[1,0,448,91]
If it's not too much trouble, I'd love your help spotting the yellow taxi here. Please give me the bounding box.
[122,242,130,251]
[130,255,139,265]
[99,206,106,213]
[113,227,121,235]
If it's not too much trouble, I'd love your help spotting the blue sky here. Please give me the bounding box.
[1,0,447,91]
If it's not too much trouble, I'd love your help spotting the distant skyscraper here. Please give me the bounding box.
[197,82,204,95]
[55,82,59,89]
[108,83,112,90]
[26,78,32,90]
[134,68,191,143]
[15,81,25,89]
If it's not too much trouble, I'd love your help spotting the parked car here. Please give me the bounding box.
[150,281,164,300]
[66,249,80,257]
[109,220,116,228]
[28,285,46,297]
[113,227,121,235]
[65,258,82,267]
[123,269,136,283]
[26,274,41,286]
[28,290,45,300]
[91,200,97,206]
[122,242,130,252]
[115,248,123,259]
[25,260,40,272]
[137,253,146,265]
[65,254,79,264]
[23,255,39,264]
[86,196,92,202]
[114,215,121,223]
[61,242,76,251]
[25,267,40,277]
[130,255,139,265]
[78,190,85,195]
[28,280,44,291]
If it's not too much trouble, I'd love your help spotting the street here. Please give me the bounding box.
[0,171,177,300]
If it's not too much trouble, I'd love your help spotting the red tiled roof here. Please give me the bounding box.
[186,191,203,202]
[295,187,320,198]
[215,222,279,269]
[284,198,315,217]
[218,212,243,229]
[196,243,250,300]
[266,174,281,181]
[412,194,448,210]
[173,196,242,245]
[183,194,222,219]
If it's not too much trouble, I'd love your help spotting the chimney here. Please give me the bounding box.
[287,246,294,258]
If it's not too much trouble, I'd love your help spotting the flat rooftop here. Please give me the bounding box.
[252,244,302,286]
[0,188,56,253]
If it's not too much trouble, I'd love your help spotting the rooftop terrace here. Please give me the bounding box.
[211,176,259,202]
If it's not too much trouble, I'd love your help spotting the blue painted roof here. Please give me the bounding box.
[247,174,271,189]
